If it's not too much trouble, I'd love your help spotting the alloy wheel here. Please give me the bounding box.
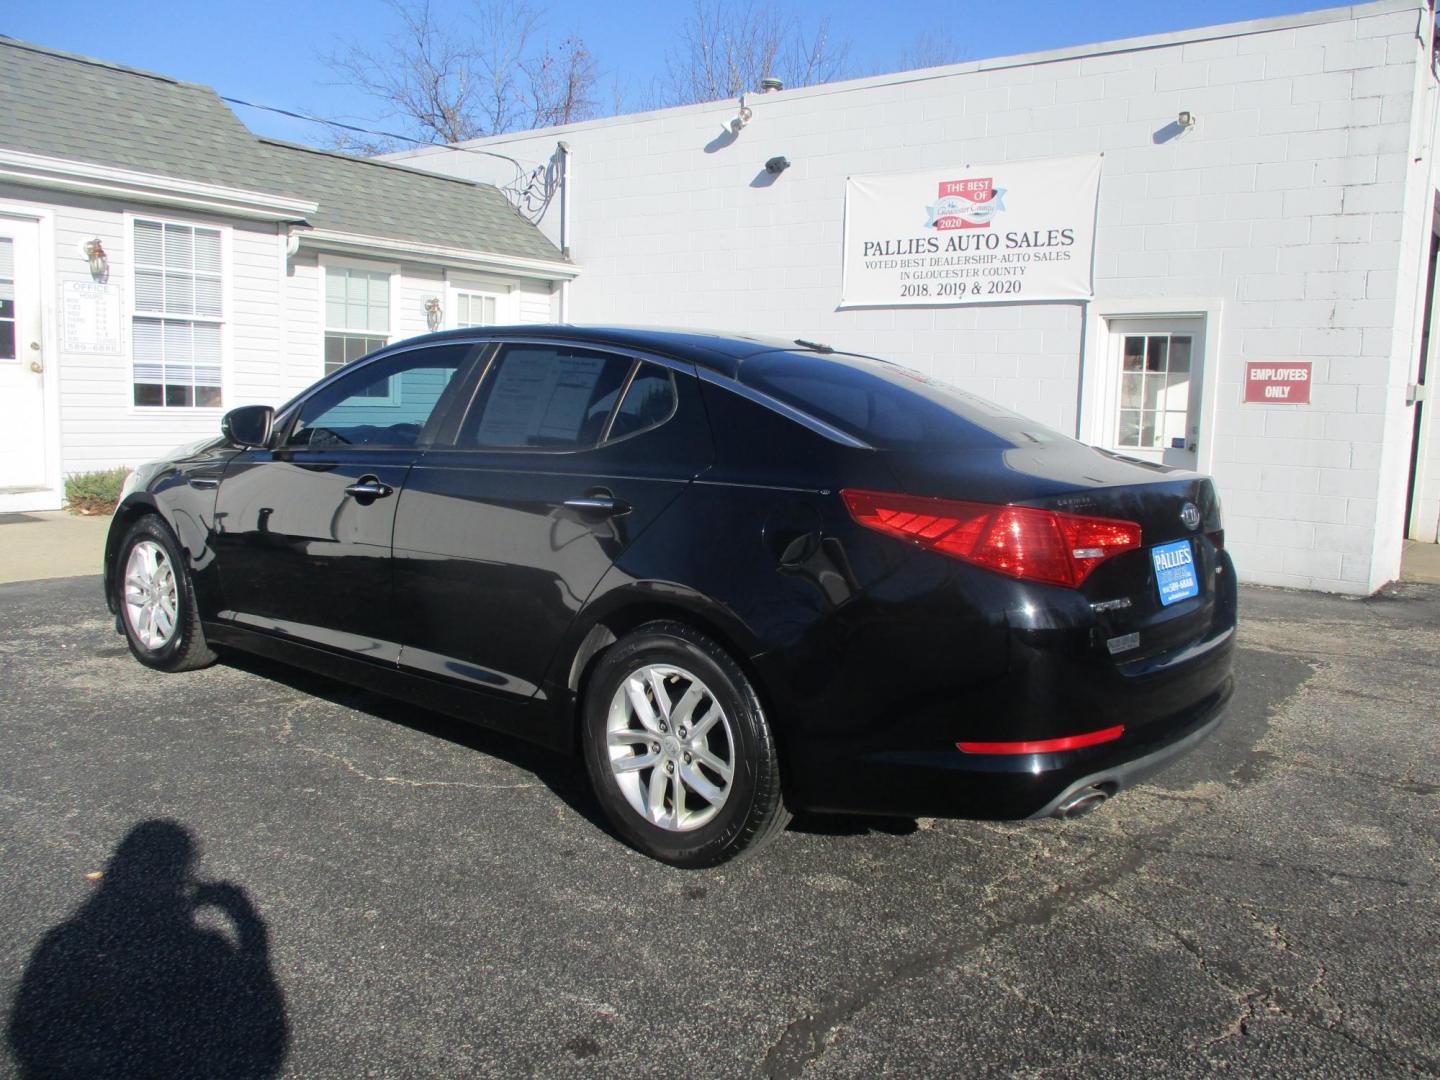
[123,540,179,651]
[605,663,735,832]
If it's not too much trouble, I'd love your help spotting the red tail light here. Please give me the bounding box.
[841,489,1141,588]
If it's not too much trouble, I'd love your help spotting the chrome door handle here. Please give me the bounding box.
[563,495,630,516]
[345,479,394,499]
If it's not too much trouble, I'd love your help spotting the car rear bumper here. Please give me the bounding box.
[1023,696,1227,818]
[782,670,1233,820]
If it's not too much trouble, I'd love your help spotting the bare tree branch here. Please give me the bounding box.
[323,0,599,146]
[522,37,598,129]
[658,0,852,106]
[895,30,967,72]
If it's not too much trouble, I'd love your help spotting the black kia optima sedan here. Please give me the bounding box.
[106,327,1235,866]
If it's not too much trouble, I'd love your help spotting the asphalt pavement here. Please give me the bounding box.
[1,576,1436,1078]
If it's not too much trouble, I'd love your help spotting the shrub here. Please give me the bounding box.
[64,468,131,516]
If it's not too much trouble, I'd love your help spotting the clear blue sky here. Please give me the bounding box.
[7,0,1329,147]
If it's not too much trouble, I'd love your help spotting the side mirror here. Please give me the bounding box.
[221,405,274,448]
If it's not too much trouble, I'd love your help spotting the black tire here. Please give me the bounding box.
[581,620,790,867]
[114,515,217,673]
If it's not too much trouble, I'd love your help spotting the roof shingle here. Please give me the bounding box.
[0,37,564,265]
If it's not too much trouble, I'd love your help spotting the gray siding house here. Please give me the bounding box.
[0,38,576,513]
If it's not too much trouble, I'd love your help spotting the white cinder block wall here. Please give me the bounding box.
[391,0,1439,595]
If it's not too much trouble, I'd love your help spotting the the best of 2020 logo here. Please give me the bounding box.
[925,178,1008,230]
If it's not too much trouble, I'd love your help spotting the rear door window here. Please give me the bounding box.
[459,344,634,449]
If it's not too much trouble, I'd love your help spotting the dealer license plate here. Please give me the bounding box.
[1152,539,1199,606]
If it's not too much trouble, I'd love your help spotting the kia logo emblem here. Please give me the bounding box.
[1180,503,1202,530]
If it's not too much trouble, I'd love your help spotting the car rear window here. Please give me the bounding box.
[738,351,1061,450]
[461,344,633,449]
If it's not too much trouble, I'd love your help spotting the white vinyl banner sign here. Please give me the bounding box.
[840,155,1102,308]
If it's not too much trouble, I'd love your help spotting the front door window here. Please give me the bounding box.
[288,343,478,449]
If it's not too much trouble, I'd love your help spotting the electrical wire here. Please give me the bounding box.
[220,94,557,224]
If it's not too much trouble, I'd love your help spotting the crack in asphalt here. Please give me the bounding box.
[1123,842,1418,889]
[292,746,537,792]
[758,636,1326,1078]
[757,818,1184,1079]
[260,697,536,794]
[1279,756,1440,799]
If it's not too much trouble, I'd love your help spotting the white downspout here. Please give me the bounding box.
[557,140,571,323]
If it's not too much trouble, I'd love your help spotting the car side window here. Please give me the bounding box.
[605,363,677,442]
[288,344,477,449]
[460,344,633,450]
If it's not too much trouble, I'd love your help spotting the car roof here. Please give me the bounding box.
[402,324,842,378]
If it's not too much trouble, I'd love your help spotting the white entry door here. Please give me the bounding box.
[1106,317,1206,470]
[0,219,47,492]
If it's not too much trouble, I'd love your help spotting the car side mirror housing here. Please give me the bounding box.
[222,405,274,448]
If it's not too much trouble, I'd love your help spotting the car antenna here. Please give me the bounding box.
[794,338,834,353]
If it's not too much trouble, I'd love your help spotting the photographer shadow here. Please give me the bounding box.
[7,820,289,1080]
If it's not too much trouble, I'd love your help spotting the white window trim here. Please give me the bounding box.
[319,254,400,403]
[123,210,232,414]
[1080,297,1224,477]
[445,271,517,330]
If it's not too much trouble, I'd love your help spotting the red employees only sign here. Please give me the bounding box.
[1244,361,1312,404]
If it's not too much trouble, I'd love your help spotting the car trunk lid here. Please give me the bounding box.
[881,440,1223,662]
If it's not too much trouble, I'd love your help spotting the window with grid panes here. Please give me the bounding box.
[132,219,223,407]
[1117,333,1192,451]
[453,291,497,329]
[324,265,391,398]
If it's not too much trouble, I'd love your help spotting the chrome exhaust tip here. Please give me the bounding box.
[1053,785,1110,819]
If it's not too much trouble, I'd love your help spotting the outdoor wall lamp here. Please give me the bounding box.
[83,238,109,281]
[424,296,443,331]
[765,156,791,175]
[728,95,753,135]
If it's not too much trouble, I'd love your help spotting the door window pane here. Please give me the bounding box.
[463,345,633,449]
[1145,337,1168,372]
[1120,372,1142,409]
[1122,336,1144,372]
[1115,331,1193,450]
[289,344,476,448]
[1,236,16,359]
